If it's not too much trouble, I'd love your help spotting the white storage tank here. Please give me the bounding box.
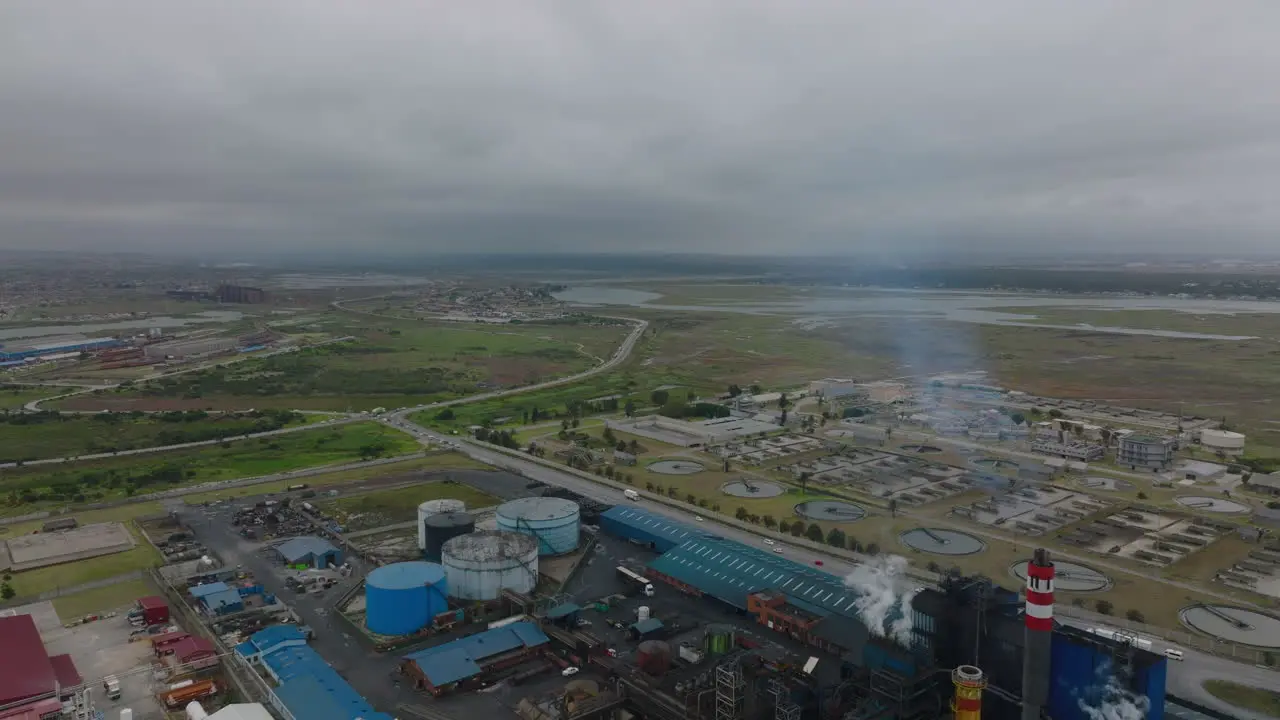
[417,499,466,550]
[496,497,580,555]
[1200,429,1246,455]
[441,531,539,600]
[638,606,650,622]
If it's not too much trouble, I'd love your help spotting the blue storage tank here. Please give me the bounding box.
[364,561,448,636]
[496,497,580,555]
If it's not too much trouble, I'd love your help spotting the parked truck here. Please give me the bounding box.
[103,676,121,700]
[616,566,655,596]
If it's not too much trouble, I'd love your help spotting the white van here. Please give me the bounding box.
[1164,648,1184,661]
[624,489,639,501]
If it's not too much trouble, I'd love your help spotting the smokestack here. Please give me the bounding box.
[1021,548,1054,720]
[952,665,986,720]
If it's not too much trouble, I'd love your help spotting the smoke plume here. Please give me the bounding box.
[843,554,916,647]
[1077,665,1150,720]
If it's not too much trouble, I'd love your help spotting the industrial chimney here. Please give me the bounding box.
[951,665,986,720]
[1021,549,1054,720]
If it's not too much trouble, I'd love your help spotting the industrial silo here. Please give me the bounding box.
[441,531,539,600]
[417,499,466,550]
[423,511,475,562]
[495,497,580,555]
[364,561,448,636]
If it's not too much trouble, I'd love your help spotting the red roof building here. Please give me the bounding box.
[0,615,61,706]
[171,636,218,669]
[152,630,192,655]
[49,654,82,690]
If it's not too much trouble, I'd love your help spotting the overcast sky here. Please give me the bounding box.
[2,1,1279,259]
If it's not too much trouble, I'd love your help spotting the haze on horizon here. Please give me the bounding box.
[2,1,1279,260]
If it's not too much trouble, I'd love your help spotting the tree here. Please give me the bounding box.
[0,582,13,600]
[711,503,720,512]
[628,439,639,453]
[826,528,846,547]
[645,482,655,491]
[847,537,861,552]
[790,522,805,537]
[799,472,812,495]
[750,384,762,395]
[603,426,616,444]
[728,384,742,397]
[778,392,790,410]
[1137,491,1148,500]
[1049,409,1063,419]
[1125,609,1145,623]
[1095,600,1114,615]
[723,459,731,472]
[763,515,777,529]
[1071,598,1086,608]
[865,542,880,555]
[805,523,824,542]
[779,519,791,533]
[667,487,678,498]
[624,400,636,417]
[686,493,697,505]
[736,507,749,520]
[888,498,898,518]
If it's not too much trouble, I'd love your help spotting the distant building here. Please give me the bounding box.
[144,336,236,360]
[1251,474,1280,497]
[216,284,267,304]
[1030,439,1105,462]
[1117,434,1176,471]
[275,536,342,569]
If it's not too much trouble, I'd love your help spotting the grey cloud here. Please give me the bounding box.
[2,0,1280,258]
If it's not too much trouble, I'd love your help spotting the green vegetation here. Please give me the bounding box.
[0,409,310,463]
[0,422,418,511]
[61,316,629,411]
[51,577,161,620]
[1,502,165,535]
[0,384,57,411]
[317,481,500,531]
[1202,680,1280,718]
[179,452,491,503]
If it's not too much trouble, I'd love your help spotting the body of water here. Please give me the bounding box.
[0,310,244,343]
[554,287,1272,340]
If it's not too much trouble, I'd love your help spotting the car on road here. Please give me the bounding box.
[813,560,824,566]
[562,667,580,677]
[773,547,783,554]
[694,516,704,522]
[763,539,774,545]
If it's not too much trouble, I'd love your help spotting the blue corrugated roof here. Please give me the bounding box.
[244,625,305,654]
[276,536,339,563]
[546,602,581,619]
[190,581,230,598]
[263,645,392,720]
[403,621,550,687]
[202,588,243,613]
[599,506,710,551]
[649,536,861,616]
[235,641,257,657]
[631,618,664,634]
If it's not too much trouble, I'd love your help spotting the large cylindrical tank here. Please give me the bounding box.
[442,531,539,600]
[637,640,671,676]
[417,499,466,550]
[1200,429,1245,453]
[704,624,736,655]
[365,561,448,636]
[495,497,580,555]
[423,511,475,562]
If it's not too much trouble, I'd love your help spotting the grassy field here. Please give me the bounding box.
[0,384,59,410]
[0,409,313,463]
[0,422,418,512]
[317,482,501,531]
[989,306,1280,338]
[51,577,161,620]
[5,522,163,599]
[179,452,491,503]
[0,501,165,536]
[56,314,631,412]
[1203,680,1280,717]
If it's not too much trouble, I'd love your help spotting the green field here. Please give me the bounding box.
[0,421,418,512]
[179,451,491,503]
[0,385,59,411]
[56,314,631,412]
[0,409,312,463]
[317,481,501,531]
[51,577,161,620]
[5,521,163,599]
[1203,680,1280,717]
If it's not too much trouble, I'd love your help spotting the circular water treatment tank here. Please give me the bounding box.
[899,528,986,556]
[1200,429,1246,451]
[442,531,539,600]
[496,497,581,555]
[417,499,466,550]
[365,561,448,636]
[794,500,866,523]
[423,511,475,562]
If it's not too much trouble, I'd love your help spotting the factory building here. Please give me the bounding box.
[236,625,393,720]
[1118,434,1177,471]
[0,615,85,719]
[599,507,1168,720]
[144,336,236,360]
[189,581,244,616]
[400,621,550,696]
[0,336,120,362]
[274,536,342,569]
[216,284,268,304]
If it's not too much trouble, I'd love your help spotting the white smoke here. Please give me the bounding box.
[843,554,915,647]
[1077,666,1150,720]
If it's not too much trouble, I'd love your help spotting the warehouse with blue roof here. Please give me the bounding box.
[401,621,550,696]
[599,505,710,551]
[275,536,342,569]
[236,625,392,720]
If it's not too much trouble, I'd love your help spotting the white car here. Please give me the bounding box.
[763,539,775,545]
[694,516,704,522]
[773,547,784,554]
[562,667,580,677]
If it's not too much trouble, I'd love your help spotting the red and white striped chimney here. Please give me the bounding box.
[1024,549,1055,631]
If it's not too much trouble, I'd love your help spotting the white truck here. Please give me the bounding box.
[103,675,121,700]
[617,565,656,596]
[624,489,639,501]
